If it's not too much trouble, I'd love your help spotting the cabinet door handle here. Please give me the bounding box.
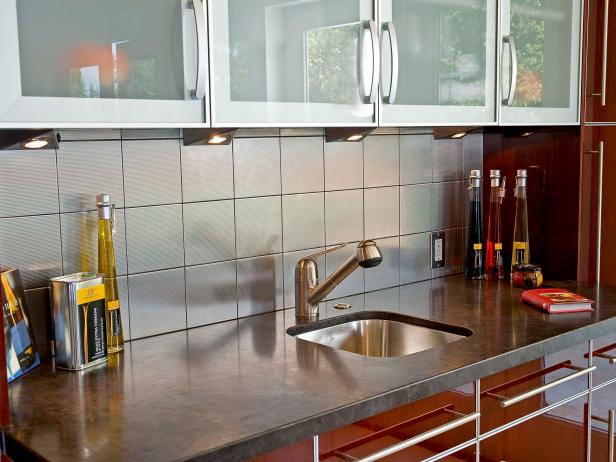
[583,142,605,282]
[358,20,380,104]
[381,22,399,104]
[503,35,518,106]
[489,365,595,408]
[588,340,616,363]
[347,411,480,462]
[592,410,615,462]
[191,0,207,100]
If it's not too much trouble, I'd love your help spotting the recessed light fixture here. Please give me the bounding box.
[208,135,228,145]
[325,127,375,143]
[346,134,364,142]
[450,131,467,139]
[23,139,50,149]
[520,131,534,137]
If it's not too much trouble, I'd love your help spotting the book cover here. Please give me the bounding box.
[521,288,594,314]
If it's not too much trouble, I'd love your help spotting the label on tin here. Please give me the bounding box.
[77,284,107,364]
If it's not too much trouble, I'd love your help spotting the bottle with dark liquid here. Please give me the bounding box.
[485,170,505,280]
[511,169,530,273]
[466,170,484,279]
[97,194,124,353]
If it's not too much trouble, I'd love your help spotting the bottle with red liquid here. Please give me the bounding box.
[485,170,505,280]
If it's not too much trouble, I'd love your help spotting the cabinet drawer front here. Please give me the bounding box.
[319,383,477,461]
[480,341,591,434]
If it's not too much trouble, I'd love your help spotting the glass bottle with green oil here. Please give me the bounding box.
[511,169,530,273]
[97,194,124,353]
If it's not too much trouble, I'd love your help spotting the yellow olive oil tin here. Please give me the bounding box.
[49,273,108,370]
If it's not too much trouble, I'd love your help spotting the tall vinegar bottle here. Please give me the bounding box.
[511,169,530,273]
[485,170,505,280]
[97,194,124,353]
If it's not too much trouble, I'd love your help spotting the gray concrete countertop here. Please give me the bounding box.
[6,276,616,461]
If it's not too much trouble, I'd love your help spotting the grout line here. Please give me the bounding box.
[54,144,65,276]
[178,138,188,330]
[119,135,132,340]
[277,136,284,311]
[231,137,239,320]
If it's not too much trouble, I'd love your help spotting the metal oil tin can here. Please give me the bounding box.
[49,273,108,370]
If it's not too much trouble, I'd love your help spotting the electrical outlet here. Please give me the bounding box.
[432,232,445,269]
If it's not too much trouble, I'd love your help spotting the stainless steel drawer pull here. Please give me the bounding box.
[350,411,480,462]
[592,410,615,462]
[491,365,595,408]
[589,341,616,363]
[596,352,616,364]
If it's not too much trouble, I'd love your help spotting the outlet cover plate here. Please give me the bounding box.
[432,232,445,269]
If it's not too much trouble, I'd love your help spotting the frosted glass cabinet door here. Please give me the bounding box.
[209,0,377,126]
[0,0,207,126]
[379,0,497,126]
[500,0,582,125]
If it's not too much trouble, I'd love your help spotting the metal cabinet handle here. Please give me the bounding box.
[381,22,399,104]
[503,35,518,106]
[588,340,616,363]
[358,20,380,104]
[191,0,207,100]
[488,365,595,408]
[583,142,604,282]
[591,0,610,105]
[349,411,480,462]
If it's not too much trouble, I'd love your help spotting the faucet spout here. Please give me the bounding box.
[294,240,382,323]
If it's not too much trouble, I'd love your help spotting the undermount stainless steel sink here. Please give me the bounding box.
[287,311,472,358]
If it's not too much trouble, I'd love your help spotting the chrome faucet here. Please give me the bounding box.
[295,240,383,322]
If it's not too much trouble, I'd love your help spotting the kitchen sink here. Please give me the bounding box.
[287,311,472,358]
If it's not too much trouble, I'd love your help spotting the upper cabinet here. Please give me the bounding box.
[499,0,582,125]
[585,0,616,122]
[379,0,498,126]
[0,0,208,127]
[208,0,377,127]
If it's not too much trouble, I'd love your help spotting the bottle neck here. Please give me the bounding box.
[98,205,111,220]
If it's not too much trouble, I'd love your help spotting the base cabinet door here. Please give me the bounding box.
[590,383,616,462]
[318,382,477,461]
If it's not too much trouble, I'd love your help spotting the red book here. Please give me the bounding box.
[521,288,594,314]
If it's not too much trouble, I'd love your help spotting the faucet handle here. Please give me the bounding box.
[297,243,348,263]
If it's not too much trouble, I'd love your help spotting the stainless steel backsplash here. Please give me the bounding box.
[0,128,482,351]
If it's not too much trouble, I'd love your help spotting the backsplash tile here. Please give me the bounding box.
[122,139,182,207]
[0,129,480,342]
[0,149,59,218]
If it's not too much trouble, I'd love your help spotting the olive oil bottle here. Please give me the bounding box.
[97,194,124,353]
[511,170,530,273]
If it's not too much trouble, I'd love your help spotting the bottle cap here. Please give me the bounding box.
[490,170,501,178]
[469,169,481,179]
[96,194,111,207]
[516,169,527,178]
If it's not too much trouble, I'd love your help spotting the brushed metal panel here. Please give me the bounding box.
[237,254,284,317]
[325,242,364,299]
[123,139,182,207]
[0,149,59,218]
[282,193,325,252]
[364,186,399,239]
[57,141,124,212]
[121,129,180,140]
[400,233,432,284]
[183,200,235,265]
[125,205,184,273]
[61,209,128,276]
[325,190,363,245]
[364,135,400,188]
[324,293,365,319]
[280,137,324,194]
[186,261,237,327]
[282,247,324,309]
[235,196,282,258]
[128,268,186,339]
[365,286,400,312]
[433,139,464,183]
[431,181,465,231]
[463,133,483,175]
[24,287,52,357]
[181,144,234,202]
[400,184,432,235]
[365,236,400,292]
[0,215,62,289]
[324,141,363,191]
[400,135,433,185]
[399,279,433,318]
[233,138,281,198]
[432,228,465,278]
[56,129,121,141]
